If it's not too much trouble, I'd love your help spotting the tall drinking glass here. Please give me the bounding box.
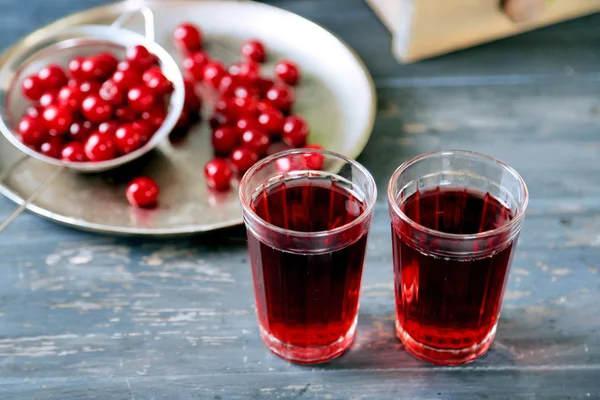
[240,149,377,364]
[387,150,528,365]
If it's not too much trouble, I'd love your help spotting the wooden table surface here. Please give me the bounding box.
[1,1,600,399]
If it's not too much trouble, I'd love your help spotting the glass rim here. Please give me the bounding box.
[387,149,529,241]
[239,148,377,239]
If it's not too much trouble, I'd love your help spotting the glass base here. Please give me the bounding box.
[259,318,357,364]
[396,321,496,365]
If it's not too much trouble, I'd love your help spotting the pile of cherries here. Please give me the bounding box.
[172,22,319,192]
[18,46,184,165]
[14,21,322,208]
[17,44,195,207]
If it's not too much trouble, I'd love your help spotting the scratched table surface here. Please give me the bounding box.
[1,0,600,399]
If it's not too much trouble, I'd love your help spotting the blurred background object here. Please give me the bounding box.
[366,0,600,62]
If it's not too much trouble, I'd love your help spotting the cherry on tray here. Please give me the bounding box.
[126,176,160,208]
[205,158,233,192]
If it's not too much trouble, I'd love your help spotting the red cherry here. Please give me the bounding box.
[126,177,159,207]
[42,105,73,135]
[266,85,294,113]
[274,60,301,86]
[229,147,258,174]
[257,107,284,137]
[95,52,119,75]
[99,81,126,106]
[39,90,59,108]
[126,179,161,209]
[84,132,116,161]
[219,76,258,99]
[256,100,273,113]
[116,60,141,73]
[216,97,252,120]
[57,84,85,111]
[216,96,257,120]
[241,129,270,156]
[98,121,119,136]
[232,96,258,117]
[68,56,86,81]
[115,106,138,122]
[235,117,260,134]
[142,67,173,96]
[282,115,309,148]
[77,80,101,96]
[24,105,43,119]
[115,123,143,154]
[212,126,239,156]
[302,144,325,170]
[228,62,260,84]
[68,119,95,142]
[142,105,166,129]
[126,45,155,71]
[131,120,153,144]
[81,55,116,81]
[173,23,203,53]
[81,95,113,123]
[202,61,226,89]
[111,68,141,89]
[233,86,259,100]
[204,158,232,191]
[127,85,155,113]
[182,51,209,81]
[40,137,64,158]
[255,78,274,97]
[241,40,266,63]
[38,64,68,89]
[18,116,48,146]
[218,76,238,92]
[61,142,87,162]
[184,80,202,113]
[21,75,45,101]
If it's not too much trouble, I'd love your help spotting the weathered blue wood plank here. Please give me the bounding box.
[1,370,599,399]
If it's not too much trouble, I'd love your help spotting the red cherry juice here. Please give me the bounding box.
[392,186,517,362]
[247,177,368,352]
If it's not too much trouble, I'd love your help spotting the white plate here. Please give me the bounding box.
[0,0,376,235]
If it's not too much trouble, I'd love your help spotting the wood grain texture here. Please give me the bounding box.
[1,0,600,399]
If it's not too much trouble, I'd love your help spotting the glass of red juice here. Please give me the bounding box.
[239,149,377,364]
[387,150,528,365]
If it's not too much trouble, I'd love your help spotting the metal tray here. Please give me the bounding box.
[0,0,376,236]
